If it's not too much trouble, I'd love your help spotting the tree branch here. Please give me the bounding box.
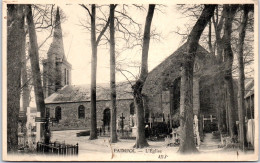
[80,4,92,18]
[96,16,110,45]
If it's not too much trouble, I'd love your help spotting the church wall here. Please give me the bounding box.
[46,99,134,131]
[94,99,134,129]
[146,93,162,114]
[144,77,201,119]
[48,101,90,130]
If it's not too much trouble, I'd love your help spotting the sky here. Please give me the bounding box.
[37,4,254,86]
[26,3,255,107]
[38,4,189,85]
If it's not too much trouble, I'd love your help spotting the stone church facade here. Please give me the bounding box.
[43,7,219,132]
[45,83,135,130]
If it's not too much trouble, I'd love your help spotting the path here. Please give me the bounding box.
[51,130,223,154]
[199,133,222,152]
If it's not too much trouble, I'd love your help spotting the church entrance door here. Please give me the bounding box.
[103,108,111,127]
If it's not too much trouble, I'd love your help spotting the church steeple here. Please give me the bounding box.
[43,7,72,98]
[47,7,66,61]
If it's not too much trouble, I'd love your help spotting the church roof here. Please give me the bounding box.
[45,81,133,104]
[142,42,212,96]
[245,79,254,98]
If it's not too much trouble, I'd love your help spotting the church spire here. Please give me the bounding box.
[47,6,66,61]
[43,6,71,97]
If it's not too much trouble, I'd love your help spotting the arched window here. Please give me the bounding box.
[194,61,201,73]
[55,106,62,120]
[78,105,85,119]
[145,109,149,123]
[46,108,50,118]
[130,102,135,115]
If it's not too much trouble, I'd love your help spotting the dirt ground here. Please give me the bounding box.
[47,130,256,161]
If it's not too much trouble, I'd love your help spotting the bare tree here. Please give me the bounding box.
[26,4,47,142]
[109,4,118,143]
[79,6,155,141]
[178,5,216,154]
[80,4,110,140]
[236,4,253,150]
[21,4,60,115]
[222,4,239,140]
[20,15,30,137]
[212,5,227,134]
[132,4,155,148]
[174,5,227,136]
[7,4,24,152]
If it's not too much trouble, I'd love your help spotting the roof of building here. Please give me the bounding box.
[245,79,254,98]
[142,42,212,96]
[45,81,133,104]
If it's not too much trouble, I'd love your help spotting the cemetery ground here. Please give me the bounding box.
[45,129,254,161]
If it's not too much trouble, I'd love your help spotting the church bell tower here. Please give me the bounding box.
[43,7,72,98]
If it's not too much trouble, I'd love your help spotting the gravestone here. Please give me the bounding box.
[129,115,134,127]
[120,113,125,136]
[131,114,137,137]
[194,115,200,146]
[26,107,41,149]
[116,118,119,131]
[18,111,27,148]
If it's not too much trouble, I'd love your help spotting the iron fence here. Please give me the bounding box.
[36,141,78,155]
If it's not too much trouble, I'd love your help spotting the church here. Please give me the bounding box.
[43,8,135,131]
[43,7,220,134]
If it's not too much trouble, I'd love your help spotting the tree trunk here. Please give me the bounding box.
[26,4,46,140]
[110,4,117,143]
[81,4,111,140]
[7,4,24,152]
[214,6,225,63]
[21,32,30,114]
[212,6,226,135]
[213,6,235,135]
[89,4,98,140]
[220,85,227,133]
[213,80,226,134]
[20,18,30,136]
[222,5,238,140]
[237,5,251,149]
[178,5,216,154]
[208,20,213,54]
[224,86,229,135]
[133,4,155,148]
